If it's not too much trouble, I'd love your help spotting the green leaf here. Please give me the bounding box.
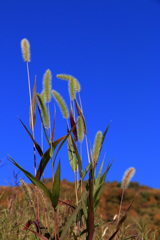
[36,136,66,180]
[18,117,43,157]
[95,156,105,191]
[37,93,49,127]
[81,194,87,220]
[53,123,78,166]
[78,162,91,190]
[99,122,111,156]
[71,135,82,178]
[67,134,77,172]
[37,105,50,145]
[94,160,113,212]
[52,161,60,208]
[7,156,52,201]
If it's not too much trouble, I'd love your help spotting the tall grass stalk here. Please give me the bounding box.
[117,167,136,224]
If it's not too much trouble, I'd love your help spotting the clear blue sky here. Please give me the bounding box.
[0,0,160,188]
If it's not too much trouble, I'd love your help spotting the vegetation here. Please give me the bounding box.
[0,38,159,239]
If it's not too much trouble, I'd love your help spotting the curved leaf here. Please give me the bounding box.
[36,135,66,180]
[7,156,52,201]
[18,117,43,157]
[71,135,82,178]
[67,134,77,172]
[52,161,60,208]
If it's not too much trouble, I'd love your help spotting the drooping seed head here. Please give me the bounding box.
[52,90,69,119]
[43,69,52,103]
[21,38,30,62]
[56,74,81,93]
[93,131,102,163]
[121,167,136,189]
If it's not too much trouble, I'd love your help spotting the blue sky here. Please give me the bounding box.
[0,0,160,188]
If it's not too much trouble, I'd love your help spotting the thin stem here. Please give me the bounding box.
[26,62,40,233]
[48,101,54,182]
[26,62,36,175]
[85,134,90,163]
[54,208,59,240]
[74,171,78,206]
[78,92,83,113]
[117,188,125,224]
[80,142,82,194]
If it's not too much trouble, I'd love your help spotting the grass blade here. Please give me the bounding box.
[70,103,78,142]
[37,93,49,128]
[7,156,52,201]
[53,123,77,166]
[71,135,82,178]
[52,161,60,208]
[18,117,43,157]
[37,105,50,145]
[67,134,77,172]
[36,136,66,180]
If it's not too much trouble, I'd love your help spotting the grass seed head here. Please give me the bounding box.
[93,131,102,163]
[21,38,30,62]
[77,115,84,142]
[43,69,52,103]
[52,90,69,119]
[56,74,81,93]
[20,179,34,207]
[121,167,136,189]
[69,77,75,100]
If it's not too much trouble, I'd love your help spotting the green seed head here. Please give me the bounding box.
[78,116,84,142]
[93,131,102,162]
[43,69,52,103]
[52,90,69,119]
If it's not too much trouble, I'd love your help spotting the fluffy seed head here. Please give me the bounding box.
[69,77,75,100]
[121,167,136,189]
[77,116,84,142]
[93,131,102,162]
[35,186,47,210]
[21,38,30,62]
[20,179,34,207]
[43,69,52,103]
[52,90,69,119]
[56,74,81,93]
